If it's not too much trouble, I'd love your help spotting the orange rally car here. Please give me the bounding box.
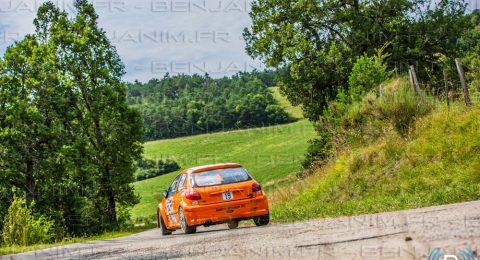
[156,163,269,235]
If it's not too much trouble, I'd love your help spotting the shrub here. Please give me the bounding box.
[0,186,11,233]
[340,80,434,139]
[300,136,333,177]
[266,104,292,123]
[117,205,134,230]
[136,169,159,181]
[308,77,434,170]
[2,197,54,246]
[133,215,157,226]
[159,159,180,174]
[348,55,388,101]
[376,83,434,136]
[136,159,181,181]
[137,159,156,170]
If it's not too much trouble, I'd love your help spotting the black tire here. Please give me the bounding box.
[158,213,172,236]
[253,214,269,226]
[179,208,197,234]
[227,220,239,229]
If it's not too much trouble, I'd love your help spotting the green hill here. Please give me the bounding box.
[132,120,315,219]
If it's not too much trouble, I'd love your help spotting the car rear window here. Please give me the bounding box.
[193,167,251,187]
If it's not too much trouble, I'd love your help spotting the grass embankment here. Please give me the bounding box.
[271,85,480,221]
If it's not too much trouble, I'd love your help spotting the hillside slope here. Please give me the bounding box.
[271,100,480,221]
[132,120,315,219]
[269,87,304,119]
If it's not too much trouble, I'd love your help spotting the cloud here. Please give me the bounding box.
[0,0,259,82]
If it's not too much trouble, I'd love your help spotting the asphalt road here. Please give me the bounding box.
[4,201,480,260]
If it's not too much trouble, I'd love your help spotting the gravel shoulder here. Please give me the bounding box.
[4,201,480,260]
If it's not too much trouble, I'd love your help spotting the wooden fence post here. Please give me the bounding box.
[443,69,449,107]
[455,58,472,107]
[409,65,423,99]
[408,68,415,93]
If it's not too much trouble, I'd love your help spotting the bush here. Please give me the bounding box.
[309,77,434,170]
[137,159,156,170]
[348,55,387,101]
[133,215,157,227]
[300,136,333,177]
[159,159,180,174]
[136,159,181,181]
[117,205,134,230]
[266,104,291,124]
[376,83,434,136]
[340,80,434,140]
[2,197,54,246]
[136,169,159,181]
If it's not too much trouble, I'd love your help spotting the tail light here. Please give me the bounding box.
[252,182,261,192]
[185,191,202,200]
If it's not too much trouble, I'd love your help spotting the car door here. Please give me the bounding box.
[172,173,187,226]
[164,175,181,227]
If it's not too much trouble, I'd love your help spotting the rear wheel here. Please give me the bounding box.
[179,207,197,234]
[227,220,239,229]
[253,214,269,226]
[158,213,172,236]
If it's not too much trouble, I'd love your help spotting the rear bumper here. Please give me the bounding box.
[183,195,269,226]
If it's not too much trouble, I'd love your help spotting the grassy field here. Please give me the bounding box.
[132,119,316,219]
[269,87,304,119]
[270,100,480,221]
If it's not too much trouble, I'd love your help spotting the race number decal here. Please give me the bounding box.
[166,198,176,223]
[222,191,234,201]
[166,198,173,214]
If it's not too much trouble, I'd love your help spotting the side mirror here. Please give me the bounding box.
[162,191,168,198]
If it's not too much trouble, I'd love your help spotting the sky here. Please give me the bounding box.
[2,0,480,82]
[0,0,263,82]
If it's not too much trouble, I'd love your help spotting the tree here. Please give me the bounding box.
[0,24,95,234]
[55,2,143,228]
[460,11,480,94]
[244,0,471,122]
[0,1,144,233]
[0,32,76,208]
[128,71,292,141]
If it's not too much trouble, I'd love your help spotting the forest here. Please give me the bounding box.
[127,71,292,141]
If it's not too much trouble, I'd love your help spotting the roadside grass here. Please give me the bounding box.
[270,104,480,221]
[0,225,154,256]
[132,120,316,219]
